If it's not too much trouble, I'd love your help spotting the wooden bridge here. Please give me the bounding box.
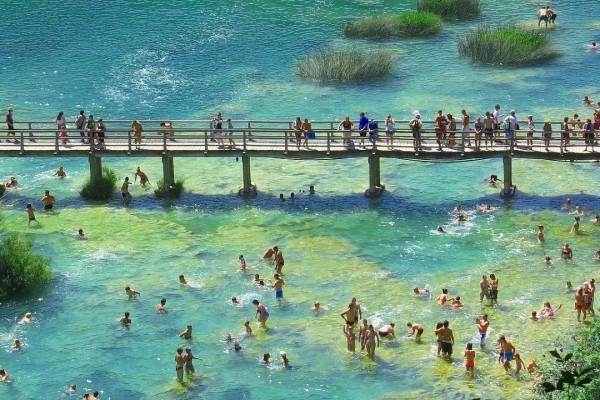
[1,119,598,197]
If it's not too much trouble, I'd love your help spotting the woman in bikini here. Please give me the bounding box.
[561,243,572,260]
[575,288,587,322]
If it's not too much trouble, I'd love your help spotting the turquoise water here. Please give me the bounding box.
[1,1,600,399]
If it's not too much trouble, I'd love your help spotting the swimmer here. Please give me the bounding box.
[175,347,184,382]
[564,198,574,208]
[238,255,247,271]
[589,42,598,51]
[478,204,493,212]
[454,203,462,212]
[263,247,275,260]
[488,174,499,185]
[407,322,424,341]
[244,320,253,334]
[5,176,17,187]
[436,225,446,233]
[529,311,539,321]
[311,302,320,312]
[20,312,32,324]
[573,206,585,215]
[156,298,167,313]
[464,343,475,372]
[561,243,573,260]
[279,351,289,367]
[544,256,553,265]
[290,192,295,201]
[53,166,66,177]
[436,288,449,305]
[134,167,150,186]
[527,359,538,373]
[76,229,86,239]
[413,287,430,296]
[480,275,490,303]
[539,302,562,318]
[342,325,356,352]
[308,185,315,194]
[514,353,526,375]
[253,299,269,328]
[595,250,600,261]
[231,296,241,305]
[591,214,600,223]
[279,193,285,202]
[378,323,396,339]
[252,274,265,286]
[583,96,593,105]
[119,312,131,325]
[179,324,193,339]
[0,369,9,383]
[475,314,489,349]
[262,353,270,364]
[450,296,463,309]
[454,214,467,223]
[179,274,188,284]
[566,281,573,291]
[124,286,140,299]
[537,225,544,243]
[498,335,516,372]
[365,324,380,357]
[40,190,56,211]
[234,341,242,351]
[224,333,235,342]
[12,339,22,349]
[64,384,77,395]
[571,216,580,234]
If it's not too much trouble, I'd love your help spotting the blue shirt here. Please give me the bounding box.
[359,116,369,130]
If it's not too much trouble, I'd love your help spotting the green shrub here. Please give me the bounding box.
[0,184,5,197]
[80,166,118,200]
[0,234,52,300]
[418,0,480,19]
[458,26,560,65]
[155,179,185,199]
[343,12,442,38]
[295,48,394,82]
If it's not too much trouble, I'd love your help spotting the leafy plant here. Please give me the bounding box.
[0,234,52,300]
[80,166,118,200]
[343,12,442,39]
[535,348,596,399]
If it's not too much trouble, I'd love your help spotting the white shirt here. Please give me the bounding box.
[493,109,502,124]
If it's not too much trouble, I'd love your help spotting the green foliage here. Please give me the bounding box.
[0,234,52,300]
[417,0,480,19]
[80,166,118,200]
[155,179,185,199]
[458,26,560,65]
[295,48,394,82]
[535,321,600,399]
[343,12,443,39]
[0,184,5,197]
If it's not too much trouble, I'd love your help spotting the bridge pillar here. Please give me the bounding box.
[366,155,385,197]
[89,155,102,185]
[502,154,515,197]
[239,154,257,197]
[162,156,175,192]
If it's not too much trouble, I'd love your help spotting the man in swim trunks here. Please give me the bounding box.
[378,323,395,339]
[125,285,140,299]
[537,6,548,27]
[179,324,193,339]
[434,110,447,151]
[134,167,150,186]
[156,298,167,313]
[436,288,450,305]
[119,312,131,325]
[489,274,499,306]
[253,299,269,328]
[341,303,357,328]
[121,177,132,202]
[498,335,516,372]
[483,111,494,148]
[407,322,424,341]
[40,190,56,210]
[175,347,185,382]
[270,273,285,300]
[475,314,489,349]
[436,320,454,359]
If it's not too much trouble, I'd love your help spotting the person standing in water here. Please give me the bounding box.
[252,299,269,328]
[26,203,38,225]
[175,347,185,382]
[121,177,132,203]
[270,274,285,300]
[476,314,490,349]
[184,346,201,375]
[343,324,356,352]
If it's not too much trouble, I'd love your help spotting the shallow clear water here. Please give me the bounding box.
[1,1,600,399]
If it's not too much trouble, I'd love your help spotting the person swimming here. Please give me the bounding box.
[413,287,430,296]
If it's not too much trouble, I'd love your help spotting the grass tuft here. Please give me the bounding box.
[155,179,185,199]
[343,12,442,38]
[457,26,560,65]
[80,166,118,201]
[295,48,394,82]
[418,0,480,19]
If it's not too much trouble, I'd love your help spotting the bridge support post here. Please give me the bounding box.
[366,155,385,198]
[239,154,257,197]
[502,154,515,197]
[89,155,102,186]
[162,156,175,192]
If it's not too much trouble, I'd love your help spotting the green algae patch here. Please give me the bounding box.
[418,0,480,19]
[343,12,443,39]
[458,26,560,65]
[295,48,393,83]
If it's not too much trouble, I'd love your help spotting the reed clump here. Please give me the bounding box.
[418,0,481,19]
[155,179,185,199]
[458,26,560,65]
[80,166,118,200]
[343,12,443,38]
[295,48,393,82]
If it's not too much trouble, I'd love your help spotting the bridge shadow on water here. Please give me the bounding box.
[2,187,600,217]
